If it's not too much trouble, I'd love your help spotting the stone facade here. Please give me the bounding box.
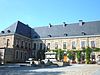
[0,34,32,63]
[0,20,100,63]
[33,36,100,50]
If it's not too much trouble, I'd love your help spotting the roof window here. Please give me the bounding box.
[49,23,52,28]
[1,31,4,34]
[82,32,86,35]
[7,30,11,33]
[63,22,67,27]
[64,33,68,36]
[48,35,52,37]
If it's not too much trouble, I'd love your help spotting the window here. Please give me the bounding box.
[55,42,58,49]
[16,51,18,59]
[3,38,6,45]
[47,43,50,50]
[81,41,85,48]
[7,30,11,33]
[64,33,68,36]
[16,39,20,48]
[24,53,27,60]
[25,42,27,49]
[72,41,76,49]
[43,44,45,50]
[82,32,86,35]
[39,43,42,50]
[91,41,95,48]
[33,43,36,50]
[29,43,31,49]
[63,42,66,49]
[48,35,52,37]
[21,41,24,48]
[21,52,23,59]
[1,31,4,33]
[7,39,10,47]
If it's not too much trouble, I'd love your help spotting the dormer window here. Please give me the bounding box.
[34,36,38,38]
[49,23,52,28]
[48,35,52,37]
[63,22,67,27]
[79,20,84,26]
[7,30,11,33]
[1,31,4,34]
[82,32,86,35]
[64,33,68,36]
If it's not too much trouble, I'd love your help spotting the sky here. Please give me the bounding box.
[0,0,100,30]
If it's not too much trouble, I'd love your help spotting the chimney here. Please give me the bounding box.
[79,20,83,26]
[63,22,67,27]
[49,23,52,28]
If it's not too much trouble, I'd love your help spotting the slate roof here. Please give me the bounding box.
[0,21,31,38]
[32,20,100,38]
[0,20,100,39]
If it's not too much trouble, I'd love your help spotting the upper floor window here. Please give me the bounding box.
[25,42,27,49]
[21,41,23,46]
[81,41,85,48]
[33,43,36,50]
[55,42,58,49]
[29,43,31,49]
[63,42,67,49]
[91,41,95,48]
[7,39,10,47]
[72,41,76,49]
[3,38,6,45]
[16,39,20,47]
[39,43,42,50]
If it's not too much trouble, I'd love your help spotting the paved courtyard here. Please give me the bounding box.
[0,64,100,75]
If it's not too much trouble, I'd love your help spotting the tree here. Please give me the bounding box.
[67,51,73,60]
[85,47,92,64]
[53,49,64,61]
[76,51,81,63]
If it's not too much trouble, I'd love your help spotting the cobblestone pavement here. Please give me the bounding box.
[0,64,100,75]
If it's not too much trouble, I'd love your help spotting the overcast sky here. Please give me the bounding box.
[0,0,100,30]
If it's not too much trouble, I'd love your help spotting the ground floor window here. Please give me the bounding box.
[21,52,23,59]
[16,51,18,59]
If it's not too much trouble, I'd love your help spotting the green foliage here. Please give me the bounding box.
[93,48,100,52]
[67,51,73,59]
[53,49,65,60]
[67,50,74,60]
[76,51,81,62]
[85,47,92,64]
